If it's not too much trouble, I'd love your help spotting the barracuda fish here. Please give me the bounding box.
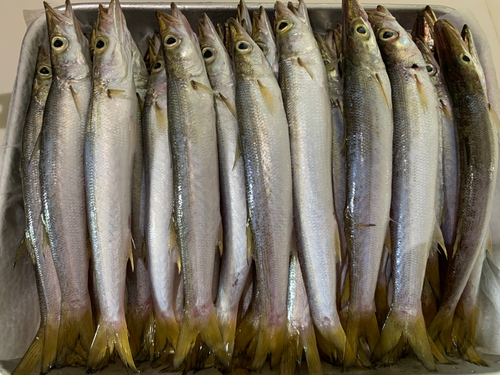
[236,0,252,36]
[252,7,278,78]
[126,28,155,362]
[368,6,448,370]
[39,0,93,364]
[280,251,322,375]
[229,18,293,370]
[85,0,138,369]
[157,4,229,368]
[13,46,61,375]
[275,0,346,364]
[429,21,498,366]
[341,0,392,367]
[198,14,251,359]
[142,43,180,363]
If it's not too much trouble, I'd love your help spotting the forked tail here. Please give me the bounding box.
[373,307,450,370]
[152,312,180,363]
[86,318,137,371]
[217,309,238,360]
[126,306,155,362]
[453,303,488,366]
[343,306,379,369]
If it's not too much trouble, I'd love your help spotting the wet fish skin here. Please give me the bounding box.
[252,7,279,78]
[229,17,293,370]
[341,0,393,368]
[85,0,138,369]
[198,13,250,359]
[429,21,498,365]
[369,6,445,370]
[14,46,62,375]
[142,44,180,362]
[39,0,94,364]
[157,4,228,369]
[275,0,345,363]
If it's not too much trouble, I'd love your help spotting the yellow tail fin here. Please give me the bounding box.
[126,306,155,362]
[252,319,286,370]
[428,306,455,355]
[11,327,44,375]
[56,304,94,366]
[344,307,379,369]
[234,304,260,368]
[173,308,229,369]
[86,319,137,371]
[315,323,351,366]
[41,316,60,373]
[153,313,180,362]
[217,311,237,359]
[373,308,449,370]
[453,304,488,366]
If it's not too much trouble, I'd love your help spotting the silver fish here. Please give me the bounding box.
[85,0,137,369]
[252,7,279,78]
[275,0,345,363]
[142,44,180,361]
[157,4,228,368]
[369,6,446,370]
[198,14,250,359]
[429,21,498,366]
[341,0,393,367]
[230,18,293,370]
[39,0,93,364]
[14,46,61,375]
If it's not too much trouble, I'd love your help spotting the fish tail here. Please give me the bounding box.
[344,307,379,369]
[11,326,44,375]
[373,307,449,371]
[315,323,350,365]
[86,319,137,371]
[252,318,286,370]
[217,310,237,359]
[173,308,229,369]
[428,305,455,355]
[233,308,260,366]
[375,280,390,328]
[56,303,94,365]
[453,304,488,366]
[41,316,60,373]
[154,313,180,360]
[280,320,323,375]
[127,306,155,362]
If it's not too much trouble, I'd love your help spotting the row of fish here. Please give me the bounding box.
[12,0,498,373]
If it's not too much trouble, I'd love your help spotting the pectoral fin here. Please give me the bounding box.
[297,57,314,80]
[257,80,278,115]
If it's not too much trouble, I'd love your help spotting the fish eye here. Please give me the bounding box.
[356,26,367,34]
[277,20,293,34]
[461,53,471,63]
[38,65,51,77]
[202,47,216,63]
[324,59,331,66]
[165,35,181,48]
[51,36,68,53]
[94,37,108,53]
[379,28,398,42]
[354,24,369,39]
[426,64,436,75]
[235,40,252,54]
[256,42,269,56]
[153,61,163,71]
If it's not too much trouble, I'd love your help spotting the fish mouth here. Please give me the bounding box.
[343,0,369,27]
[198,13,217,42]
[367,5,396,28]
[44,1,72,33]
[274,1,295,22]
[157,3,198,44]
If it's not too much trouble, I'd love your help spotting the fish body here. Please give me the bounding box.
[85,0,138,369]
[157,4,228,368]
[14,46,62,375]
[252,7,279,78]
[230,18,293,370]
[39,1,94,363]
[369,7,445,370]
[142,44,180,361]
[429,21,498,366]
[275,1,345,363]
[341,0,393,367]
[198,14,250,359]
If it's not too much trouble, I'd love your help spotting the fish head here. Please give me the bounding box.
[229,17,271,78]
[274,1,314,59]
[368,6,423,69]
[342,0,382,68]
[315,33,337,67]
[157,3,205,79]
[411,6,437,52]
[33,45,53,102]
[93,0,134,83]
[434,20,485,93]
[44,0,90,80]
[198,14,230,77]
[252,7,276,61]
[149,45,167,97]
[415,38,445,89]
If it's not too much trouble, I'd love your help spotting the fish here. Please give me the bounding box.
[236,0,252,36]
[411,6,437,54]
[142,42,180,363]
[275,0,346,364]
[368,6,448,370]
[341,0,393,367]
[198,13,251,359]
[252,7,279,78]
[39,0,94,365]
[85,0,138,369]
[280,251,323,375]
[429,20,498,366]
[13,46,62,375]
[126,27,155,362]
[157,3,229,368]
[229,17,293,370]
